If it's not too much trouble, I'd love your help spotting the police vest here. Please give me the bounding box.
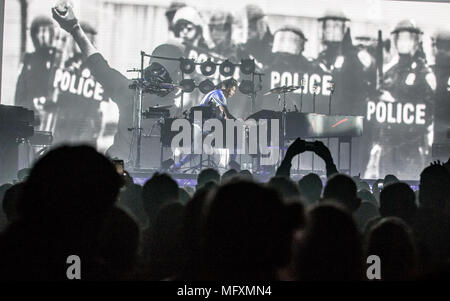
[53,68,106,103]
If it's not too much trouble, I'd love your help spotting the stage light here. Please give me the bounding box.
[240,58,255,75]
[239,80,254,95]
[143,62,173,97]
[179,58,196,74]
[219,60,235,77]
[144,62,168,82]
[180,79,196,93]
[200,59,217,76]
[198,79,215,94]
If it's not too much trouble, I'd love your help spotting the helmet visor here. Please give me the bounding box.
[322,19,346,42]
[395,31,418,54]
[272,31,304,55]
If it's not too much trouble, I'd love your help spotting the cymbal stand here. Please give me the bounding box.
[311,85,318,171]
[280,91,288,161]
[312,85,317,113]
[328,81,335,115]
[300,78,305,112]
[127,51,146,170]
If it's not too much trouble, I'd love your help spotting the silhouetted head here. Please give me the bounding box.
[268,176,301,202]
[353,179,371,192]
[238,169,253,180]
[384,174,400,187]
[2,182,25,223]
[323,174,361,212]
[354,200,379,232]
[380,182,417,224]
[419,165,450,215]
[203,180,290,280]
[0,184,13,200]
[357,189,378,207]
[117,183,147,229]
[178,184,216,280]
[365,217,418,280]
[19,145,123,222]
[295,202,364,280]
[0,146,124,280]
[147,202,185,279]
[17,168,31,182]
[178,188,191,204]
[221,169,238,183]
[284,202,306,232]
[197,168,220,189]
[98,206,140,279]
[142,173,179,225]
[298,173,322,205]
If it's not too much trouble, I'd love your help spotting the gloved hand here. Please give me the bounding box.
[52,4,79,33]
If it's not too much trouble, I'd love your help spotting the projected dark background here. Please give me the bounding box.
[1,0,449,180]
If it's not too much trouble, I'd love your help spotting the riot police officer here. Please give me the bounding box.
[172,6,214,51]
[431,29,450,160]
[262,26,326,113]
[364,20,436,180]
[209,11,239,60]
[241,4,274,66]
[15,16,65,133]
[316,10,376,117]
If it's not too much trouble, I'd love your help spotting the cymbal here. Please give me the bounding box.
[263,85,300,96]
[148,105,172,110]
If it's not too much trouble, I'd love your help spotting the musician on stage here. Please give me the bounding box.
[168,78,239,171]
[199,78,238,120]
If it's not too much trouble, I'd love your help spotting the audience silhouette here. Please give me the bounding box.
[365,217,418,280]
[0,145,124,280]
[0,139,448,281]
[295,202,364,281]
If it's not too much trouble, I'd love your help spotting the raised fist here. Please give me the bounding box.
[52,3,79,33]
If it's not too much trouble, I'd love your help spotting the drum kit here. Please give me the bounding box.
[133,82,303,171]
[263,85,300,96]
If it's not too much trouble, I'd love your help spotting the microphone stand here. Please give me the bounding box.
[300,79,305,112]
[251,72,255,114]
[135,51,145,170]
[327,82,335,176]
[328,82,335,115]
[281,92,287,163]
[311,85,318,172]
[312,85,317,114]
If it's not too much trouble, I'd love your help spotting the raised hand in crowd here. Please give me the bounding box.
[285,138,307,160]
[312,141,338,177]
[276,139,337,178]
[276,138,306,177]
